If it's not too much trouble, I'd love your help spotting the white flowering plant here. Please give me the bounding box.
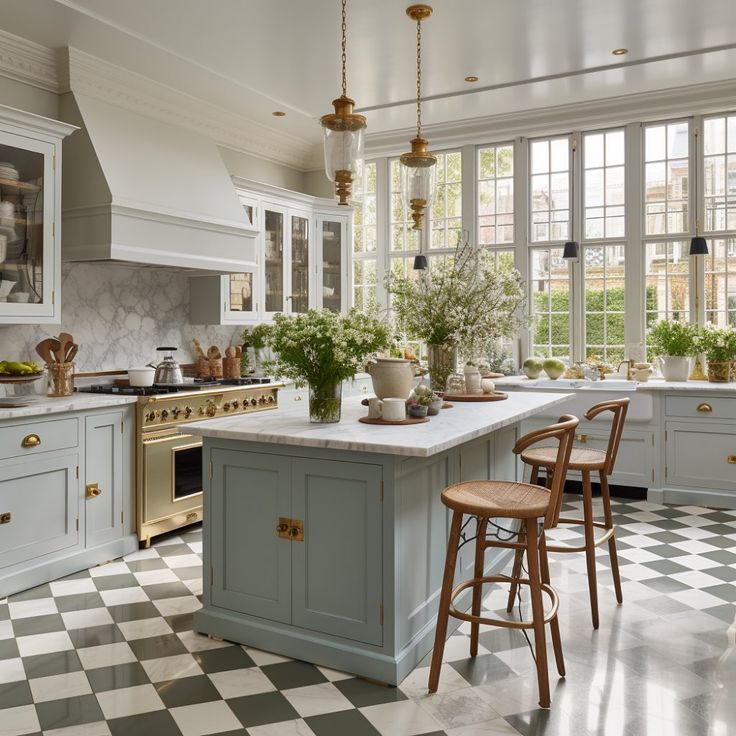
[385,234,526,362]
[252,308,391,393]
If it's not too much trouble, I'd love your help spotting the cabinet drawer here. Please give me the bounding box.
[666,421,736,491]
[0,417,79,461]
[666,396,736,420]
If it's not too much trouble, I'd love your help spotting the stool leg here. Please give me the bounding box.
[505,527,526,613]
[470,517,489,656]
[581,470,600,630]
[600,471,623,605]
[525,517,551,709]
[539,531,565,677]
[428,510,463,693]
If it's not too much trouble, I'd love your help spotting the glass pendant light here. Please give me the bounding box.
[400,4,436,230]
[320,0,367,205]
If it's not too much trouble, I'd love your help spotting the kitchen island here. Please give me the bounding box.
[187,391,568,684]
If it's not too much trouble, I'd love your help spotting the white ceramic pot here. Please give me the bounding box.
[128,367,156,387]
[366,358,413,399]
[657,355,691,382]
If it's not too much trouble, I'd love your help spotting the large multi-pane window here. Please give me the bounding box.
[478,143,514,246]
[584,246,626,362]
[530,137,570,243]
[583,130,625,239]
[645,241,690,324]
[352,161,378,312]
[530,248,569,358]
[431,151,462,252]
[389,158,420,278]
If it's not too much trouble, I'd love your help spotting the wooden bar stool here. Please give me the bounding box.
[428,415,579,709]
[508,398,629,630]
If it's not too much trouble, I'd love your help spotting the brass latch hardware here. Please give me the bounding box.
[576,434,588,444]
[21,433,41,448]
[0,512,11,524]
[728,456,736,465]
[276,517,304,541]
[697,403,713,413]
[186,512,199,522]
[86,483,102,499]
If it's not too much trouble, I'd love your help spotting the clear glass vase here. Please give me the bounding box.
[427,344,458,392]
[309,382,342,423]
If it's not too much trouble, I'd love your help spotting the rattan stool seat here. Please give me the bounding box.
[442,480,550,518]
[521,446,606,471]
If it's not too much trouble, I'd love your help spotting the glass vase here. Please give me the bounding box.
[309,382,342,423]
[427,344,457,391]
[707,360,731,383]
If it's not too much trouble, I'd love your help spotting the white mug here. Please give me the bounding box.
[382,397,406,422]
[368,397,383,419]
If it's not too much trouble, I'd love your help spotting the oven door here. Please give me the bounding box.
[141,429,203,524]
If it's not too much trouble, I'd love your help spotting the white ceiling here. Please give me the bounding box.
[2,0,736,155]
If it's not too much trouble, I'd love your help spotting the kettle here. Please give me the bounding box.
[147,347,184,385]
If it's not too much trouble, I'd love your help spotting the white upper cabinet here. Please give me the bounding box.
[0,106,76,324]
[190,180,352,325]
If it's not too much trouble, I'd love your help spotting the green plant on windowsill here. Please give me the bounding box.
[647,319,698,357]
[697,325,736,382]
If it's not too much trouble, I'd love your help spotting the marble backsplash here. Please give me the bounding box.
[0,262,244,372]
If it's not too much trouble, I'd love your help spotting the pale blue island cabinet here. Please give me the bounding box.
[189,391,568,685]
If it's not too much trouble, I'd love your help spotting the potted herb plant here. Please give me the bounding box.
[647,319,698,381]
[251,309,390,423]
[698,325,736,382]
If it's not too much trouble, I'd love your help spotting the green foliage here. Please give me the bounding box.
[647,319,699,357]
[697,325,736,362]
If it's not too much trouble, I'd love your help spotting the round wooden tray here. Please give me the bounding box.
[359,415,430,426]
[442,391,508,402]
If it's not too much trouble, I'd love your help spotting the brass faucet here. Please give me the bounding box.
[616,360,634,380]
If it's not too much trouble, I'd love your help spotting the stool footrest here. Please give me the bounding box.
[550,517,616,551]
[448,575,559,630]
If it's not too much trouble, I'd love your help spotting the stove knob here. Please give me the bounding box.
[161,409,169,420]
[206,401,217,417]
[258,396,266,405]
[147,411,156,422]
[231,400,239,410]
[172,407,181,418]
[199,406,206,416]
[223,402,231,412]
[267,395,275,404]
[184,406,192,417]
[250,398,258,406]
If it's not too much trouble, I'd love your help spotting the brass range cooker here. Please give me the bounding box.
[81,379,281,547]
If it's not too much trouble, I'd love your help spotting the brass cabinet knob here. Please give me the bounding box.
[576,434,588,444]
[86,483,102,499]
[697,403,713,413]
[276,522,289,534]
[0,512,11,524]
[21,433,41,448]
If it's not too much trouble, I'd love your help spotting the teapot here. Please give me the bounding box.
[147,347,184,385]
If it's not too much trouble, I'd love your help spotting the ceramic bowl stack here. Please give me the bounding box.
[0,162,19,181]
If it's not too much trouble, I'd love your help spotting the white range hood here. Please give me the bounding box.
[61,93,257,273]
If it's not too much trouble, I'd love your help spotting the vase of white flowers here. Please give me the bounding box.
[247,309,390,423]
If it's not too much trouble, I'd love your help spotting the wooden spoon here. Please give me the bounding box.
[225,346,236,359]
[192,338,206,359]
[35,337,60,366]
[65,344,79,363]
[57,332,74,363]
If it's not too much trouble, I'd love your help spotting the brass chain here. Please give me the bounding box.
[416,16,422,138]
[341,0,347,97]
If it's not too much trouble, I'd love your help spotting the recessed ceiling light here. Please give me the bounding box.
[612,48,628,56]
[464,75,479,83]
[272,111,286,117]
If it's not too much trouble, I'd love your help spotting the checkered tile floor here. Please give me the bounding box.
[1,497,736,736]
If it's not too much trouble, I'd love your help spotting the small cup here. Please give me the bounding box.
[382,397,406,422]
[368,397,383,419]
[427,398,443,415]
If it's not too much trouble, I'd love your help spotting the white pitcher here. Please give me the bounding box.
[657,355,691,382]
[366,358,414,399]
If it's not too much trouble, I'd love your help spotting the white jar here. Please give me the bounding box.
[464,365,482,393]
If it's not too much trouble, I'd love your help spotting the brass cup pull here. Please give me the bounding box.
[697,403,713,413]
[728,456,736,465]
[0,512,11,524]
[288,526,300,538]
[86,483,102,499]
[276,521,290,534]
[576,434,588,444]
[185,512,198,522]
[21,433,41,448]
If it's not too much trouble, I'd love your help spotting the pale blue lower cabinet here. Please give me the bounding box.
[195,426,519,685]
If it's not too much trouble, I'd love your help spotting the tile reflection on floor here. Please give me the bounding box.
[0,497,735,735]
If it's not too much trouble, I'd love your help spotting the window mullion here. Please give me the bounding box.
[626,122,645,359]
[515,137,530,359]
[571,132,584,362]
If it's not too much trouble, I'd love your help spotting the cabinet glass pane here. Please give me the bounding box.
[265,210,284,312]
[291,214,309,313]
[322,220,342,312]
[0,144,45,305]
[228,272,253,312]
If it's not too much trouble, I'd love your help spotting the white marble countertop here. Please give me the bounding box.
[494,375,736,393]
[0,393,139,420]
[186,392,570,457]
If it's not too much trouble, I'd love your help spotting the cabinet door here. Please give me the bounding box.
[222,195,260,322]
[288,209,311,313]
[85,412,124,547]
[316,214,348,312]
[210,449,292,622]
[263,202,287,317]
[291,458,383,645]
[0,131,57,324]
[666,421,736,492]
[0,453,79,571]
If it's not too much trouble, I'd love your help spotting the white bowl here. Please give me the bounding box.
[128,367,156,387]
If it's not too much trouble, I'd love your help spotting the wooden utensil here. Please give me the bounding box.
[225,346,236,359]
[57,332,74,364]
[207,346,221,360]
[35,337,60,366]
[193,338,206,359]
[65,344,79,363]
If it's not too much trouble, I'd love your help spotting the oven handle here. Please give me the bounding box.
[142,431,197,445]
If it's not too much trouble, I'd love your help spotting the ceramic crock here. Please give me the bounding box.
[366,358,414,399]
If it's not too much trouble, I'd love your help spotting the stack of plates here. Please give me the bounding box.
[0,162,19,181]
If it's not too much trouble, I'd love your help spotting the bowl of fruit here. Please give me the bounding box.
[0,360,45,383]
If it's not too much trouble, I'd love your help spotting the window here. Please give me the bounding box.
[352,161,378,311]
[644,121,689,235]
[530,136,570,243]
[431,151,462,251]
[530,247,570,358]
[645,241,690,324]
[704,114,736,232]
[583,129,625,239]
[705,237,736,326]
[477,143,514,245]
[390,159,420,254]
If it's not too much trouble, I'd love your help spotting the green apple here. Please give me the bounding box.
[542,358,566,379]
[522,357,544,379]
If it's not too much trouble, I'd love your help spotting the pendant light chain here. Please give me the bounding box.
[415,16,422,139]
[341,0,347,97]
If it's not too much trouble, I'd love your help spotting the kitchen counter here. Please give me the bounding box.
[495,374,736,392]
[186,391,569,457]
[0,392,139,420]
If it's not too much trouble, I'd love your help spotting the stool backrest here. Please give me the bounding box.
[585,397,630,476]
[513,414,579,528]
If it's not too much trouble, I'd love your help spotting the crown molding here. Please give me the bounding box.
[365,78,736,157]
[0,28,60,92]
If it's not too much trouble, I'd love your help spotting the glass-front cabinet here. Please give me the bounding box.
[0,108,75,324]
[316,213,348,312]
[263,203,286,316]
[289,210,310,314]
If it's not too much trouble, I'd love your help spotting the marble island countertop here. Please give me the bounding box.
[186,391,570,457]
[0,392,139,420]
[494,375,736,392]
